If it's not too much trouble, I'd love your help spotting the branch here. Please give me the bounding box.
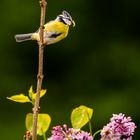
[32,0,47,140]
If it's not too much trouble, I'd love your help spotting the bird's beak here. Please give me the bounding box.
[72,20,75,27]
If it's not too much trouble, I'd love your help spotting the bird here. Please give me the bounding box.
[15,10,75,45]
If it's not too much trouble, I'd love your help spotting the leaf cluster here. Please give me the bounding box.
[7,87,94,138]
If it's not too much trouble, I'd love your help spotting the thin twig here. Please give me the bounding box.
[86,110,92,135]
[93,129,102,139]
[32,0,47,140]
[42,128,47,140]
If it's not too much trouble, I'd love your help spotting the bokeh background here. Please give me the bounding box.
[0,0,140,139]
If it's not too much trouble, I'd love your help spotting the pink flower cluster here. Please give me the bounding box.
[48,124,93,140]
[100,113,136,140]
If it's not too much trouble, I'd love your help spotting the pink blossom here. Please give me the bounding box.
[100,113,136,140]
[48,124,93,140]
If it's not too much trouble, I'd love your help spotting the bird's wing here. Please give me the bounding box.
[45,31,63,38]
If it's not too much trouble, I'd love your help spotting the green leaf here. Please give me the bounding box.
[25,113,33,133]
[28,86,47,100]
[7,94,31,103]
[40,89,47,98]
[28,86,34,100]
[71,105,93,129]
[26,113,51,136]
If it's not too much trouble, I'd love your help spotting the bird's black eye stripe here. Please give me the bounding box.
[50,32,63,38]
[59,16,67,25]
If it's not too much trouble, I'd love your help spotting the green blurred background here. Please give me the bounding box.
[0,0,140,139]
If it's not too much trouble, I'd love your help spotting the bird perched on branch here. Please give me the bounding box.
[15,10,75,45]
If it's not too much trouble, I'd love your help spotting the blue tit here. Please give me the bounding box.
[15,10,75,45]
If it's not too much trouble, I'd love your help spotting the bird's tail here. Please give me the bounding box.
[15,33,33,42]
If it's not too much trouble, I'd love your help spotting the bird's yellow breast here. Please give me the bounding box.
[44,21,69,34]
[32,21,69,45]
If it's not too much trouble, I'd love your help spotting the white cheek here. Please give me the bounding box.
[64,19,71,25]
[67,21,72,25]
